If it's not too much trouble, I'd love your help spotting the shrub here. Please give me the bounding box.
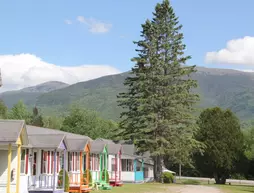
[58,169,69,192]
[83,169,93,185]
[181,179,201,185]
[161,172,174,183]
[231,173,246,180]
[102,169,109,183]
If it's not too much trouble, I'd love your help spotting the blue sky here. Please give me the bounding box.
[1,0,254,90]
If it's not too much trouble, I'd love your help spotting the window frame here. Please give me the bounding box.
[121,159,133,172]
[21,149,28,174]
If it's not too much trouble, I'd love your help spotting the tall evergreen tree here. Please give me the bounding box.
[118,0,200,181]
[31,106,44,127]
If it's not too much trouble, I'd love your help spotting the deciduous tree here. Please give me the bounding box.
[61,105,118,139]
[0,100,8,119]
[196,107,244,184]
[8,100,32,123]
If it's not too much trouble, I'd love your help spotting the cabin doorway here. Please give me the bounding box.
[83,154,87,171]
[32,152,37,175]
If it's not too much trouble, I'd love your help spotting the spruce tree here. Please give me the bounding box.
[31,106,44,127]
[118,0,200,181]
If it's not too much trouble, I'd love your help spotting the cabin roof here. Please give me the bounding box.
[27,125,91,140]
[95,138,114,144]
[67,138,90,151]
[94,138,121,154]
[107,144,121,154]
[0,120,27,144]
[27,125,91,150]
[28,134,67,149]
[121,144,135,155]
[90,141,106,154]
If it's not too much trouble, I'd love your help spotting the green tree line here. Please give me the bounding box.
[0,100,118,140]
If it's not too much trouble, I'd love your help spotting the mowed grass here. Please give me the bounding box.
[93,182,254,193]
[176,178,254,193]
[94,183,178,193]
[216,185,254,193]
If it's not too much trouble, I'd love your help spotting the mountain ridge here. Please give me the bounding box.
[1,66,254,121]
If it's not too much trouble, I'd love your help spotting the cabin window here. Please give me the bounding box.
[51,151,54,174]
[57,152,60,172]
[136,161,142,171]
[68,152,72,171]
[83,154,87,171]
[33,152,37,175]
[121,159,133,171]
[144,167,149,178]
[76,153,80,171]
[42,151,48,173]
[41,151,59,174]
[111,158,117,171]
[101,154,105,170]
[60,152,64,171]
[95,154,99,170]
[68,152,81,172]
[90,154,99,171]
[21,149,28,174]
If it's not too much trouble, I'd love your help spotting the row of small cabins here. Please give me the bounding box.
[0,120,154,193]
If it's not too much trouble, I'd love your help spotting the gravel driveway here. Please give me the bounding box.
[167,185,222,193]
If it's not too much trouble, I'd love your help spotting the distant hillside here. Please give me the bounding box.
[36,73,127,119]
[21,81,69,93]
[0,81,69,108]
[2,67,254,121]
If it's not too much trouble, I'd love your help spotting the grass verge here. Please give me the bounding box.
[215,184,254,193]
[94,183,177,193]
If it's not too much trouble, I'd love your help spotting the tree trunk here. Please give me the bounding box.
[156,156,163,182]
[153,156,164,182]
[153,157,157,182]
[179,163,181,180]
[214,173,227,184]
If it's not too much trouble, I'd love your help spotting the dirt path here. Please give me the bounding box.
[167,185,222,193]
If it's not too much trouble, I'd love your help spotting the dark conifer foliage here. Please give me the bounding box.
[118,0,200,180]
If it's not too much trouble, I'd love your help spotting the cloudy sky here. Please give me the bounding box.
[0,0,254,91]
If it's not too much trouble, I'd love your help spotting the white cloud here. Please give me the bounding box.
[77,16,85,23]
[76,16,112,33]
[0,54,121,92]
[64,19,72,25]
[205,36,254,66]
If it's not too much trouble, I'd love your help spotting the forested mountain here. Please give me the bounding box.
[1,67,254,121]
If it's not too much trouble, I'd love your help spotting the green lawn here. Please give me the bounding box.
[93,183,254,193]
[216,185,254,193]
[94,183,177,193]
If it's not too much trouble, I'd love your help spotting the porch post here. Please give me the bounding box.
[99,154,102,181]
[16,144,21,193]
[80,152,82,186]
[142,159,144,171]
[63,150,66,190]
[53,150,57,190]
[105,153,107,182]
[7,143,12,193]
[115,155,117,184]
[86,151,89,185]
[134,159,137,182]
[119,152,121,181]
[142,159,144,181]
